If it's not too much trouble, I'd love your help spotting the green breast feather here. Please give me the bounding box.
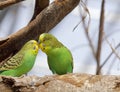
[39,33,73,75]
[0,40,38,77]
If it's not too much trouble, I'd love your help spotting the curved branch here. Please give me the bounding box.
[0,0,80,62]
[31,0,49,21]
[0,0,24,9]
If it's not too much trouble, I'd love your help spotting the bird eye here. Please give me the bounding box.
[33,46,36,50]
[43,47,45,50]
[42,39,45,42]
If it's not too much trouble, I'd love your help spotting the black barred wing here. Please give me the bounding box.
[0,53,24,71]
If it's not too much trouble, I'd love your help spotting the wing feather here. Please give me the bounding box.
[0,52,24,71]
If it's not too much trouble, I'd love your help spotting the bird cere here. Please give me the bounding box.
[0,33,73,76]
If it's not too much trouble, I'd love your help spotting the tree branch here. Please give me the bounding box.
[0,73,120,92]
[96,0,105,75]
[100,43,120,70]
[105,39,120,60]
[31,0,49,21]
[78,1,96,58]
[0,0,24,9]
[0,0,80,62]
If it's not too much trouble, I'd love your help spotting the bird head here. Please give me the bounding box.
[38,33,63,54]
[23,40,39,55]
[38,33,53,53]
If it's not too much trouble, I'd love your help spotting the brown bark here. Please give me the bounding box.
[0,0,25,9]
[0,0,80,62]
[31,0,49,21]
[96,0,105,75]
[0,73,120,92]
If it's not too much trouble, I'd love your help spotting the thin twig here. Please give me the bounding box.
[79,1,96,58]
[100,43,120,70]
[73,15,86,32]
[106,39,120,60]
[96,0,105,75]
[106,56,116,75]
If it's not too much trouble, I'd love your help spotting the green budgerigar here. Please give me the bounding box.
[0,40,38,77]
[39,33,73,75]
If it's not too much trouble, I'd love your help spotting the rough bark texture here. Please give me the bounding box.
[31,0,49,21]
[0,0,80,62]
[0,73,120,92]
[0,0,25,9]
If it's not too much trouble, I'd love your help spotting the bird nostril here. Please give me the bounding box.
[42,43,46,47]
[33,46,36,50]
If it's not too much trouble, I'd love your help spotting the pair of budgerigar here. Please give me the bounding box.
[0,33,73,77]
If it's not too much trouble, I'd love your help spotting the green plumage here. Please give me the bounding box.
[39,33,73,75]
[0,40,38,77]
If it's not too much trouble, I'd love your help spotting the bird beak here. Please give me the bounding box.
[39,44,41,49]
[34,41,39,47]
[38,39,41,48]
[39,43,46,49]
